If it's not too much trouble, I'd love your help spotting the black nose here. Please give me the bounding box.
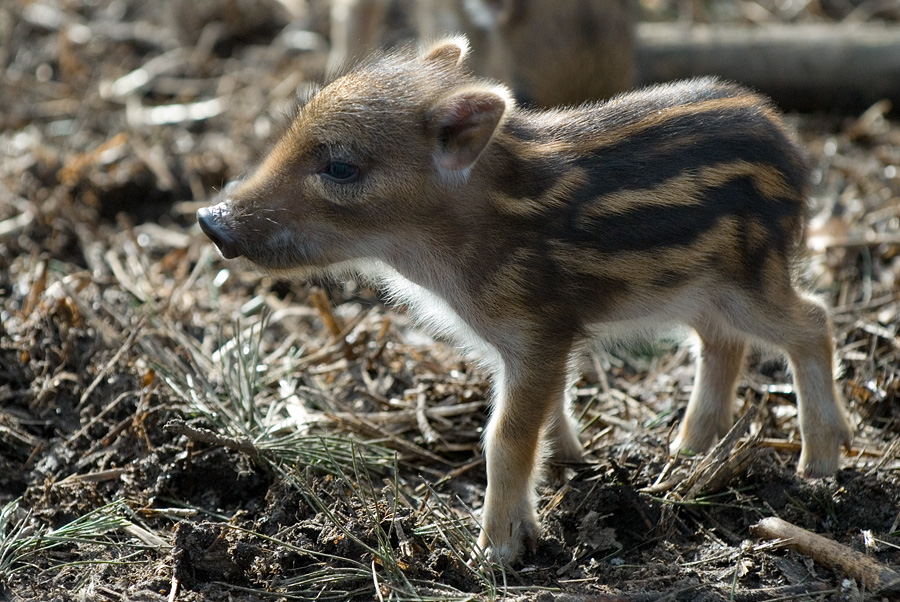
[197,205,241,259]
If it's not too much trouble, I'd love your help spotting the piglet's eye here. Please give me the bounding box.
[321,161,360,183]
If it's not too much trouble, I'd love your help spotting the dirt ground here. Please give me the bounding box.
[2,1,900,601]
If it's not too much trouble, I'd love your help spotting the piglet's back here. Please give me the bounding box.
[472,78,812,327]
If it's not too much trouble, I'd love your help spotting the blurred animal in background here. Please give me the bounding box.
[327,0,637,106]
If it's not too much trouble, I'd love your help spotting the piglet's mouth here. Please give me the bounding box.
[197,205,242,259]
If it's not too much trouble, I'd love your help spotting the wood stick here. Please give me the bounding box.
[78,317,146,408]
[324,411,452,466]
[309,287,343,339]
[414,386,441,445]
[758,438,884,458]
[0,208,34,238]
[637,23,900,112]
[164,419,261,460]
[750,516,900,593]
[678,402,759,499]
[309,287,357,361]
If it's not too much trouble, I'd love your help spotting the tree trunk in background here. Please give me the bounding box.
[637,23,900,113]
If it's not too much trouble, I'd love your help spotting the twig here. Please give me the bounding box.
[21,259,48,320]
[67,390,136,444]
[434,456,485,486]
[105,248,149,302]
[309,287,343,338]
[284,307,371,369]
[131,134,176,191]
[759,437,883,458]
[538,594,659,601]
[414,386,441,444]
[125,96,226,126]
[641,467,690,496]
[55,468,125,485]
[325,412,453,466]
[382,485,413,558]
[57,132,129,186]
[101,415,137,447]
[724,582,831,601]
[582,410,639,433]
[309,287,357,361]
[0,209,34,238]
[300,400,484,426]
[750,516,900,593]
[124,523,170,549]
[671,402,760,499]
[833,291,900,315]
[100,48,188,99]
[78,318,146,408]
[164,419,261,460]
[818,233,900,249]
[756,438,801,453]
[0,421,42,451]
[167,573,179,602]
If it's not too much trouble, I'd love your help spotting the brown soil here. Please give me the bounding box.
[1,1,899,601]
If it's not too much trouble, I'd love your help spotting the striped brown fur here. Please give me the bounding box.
[197,39,853,564]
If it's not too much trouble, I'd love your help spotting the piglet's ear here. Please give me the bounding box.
[427,86,511,173]
[422,36,470,68]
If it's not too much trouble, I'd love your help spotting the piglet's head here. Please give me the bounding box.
[197,37,513,276]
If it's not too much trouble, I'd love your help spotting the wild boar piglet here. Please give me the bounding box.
[197,38,853,563]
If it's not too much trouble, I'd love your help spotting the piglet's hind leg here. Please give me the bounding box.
[673,334,746,456]
[782,296,854,477]
[721,289,853,477]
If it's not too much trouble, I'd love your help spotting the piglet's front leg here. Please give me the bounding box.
[477,345,572,563]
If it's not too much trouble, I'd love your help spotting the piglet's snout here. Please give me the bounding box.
[197,204,241,259]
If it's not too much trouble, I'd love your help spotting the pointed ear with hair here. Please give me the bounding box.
[427,85,511,173]
[422,36,470,68]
